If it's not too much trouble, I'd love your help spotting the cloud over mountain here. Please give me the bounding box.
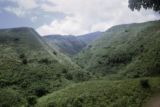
[0,0,159,35]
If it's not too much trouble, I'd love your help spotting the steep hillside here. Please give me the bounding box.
[74,21,160,77]
[0,27,91,107]
[44,32,103,56]
[36,77,160,107]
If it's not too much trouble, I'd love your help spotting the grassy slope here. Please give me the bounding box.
[37,77,160,107]
[36,21,160,107]
[74,21,160,77]
[0,27,91,106]
[1,20,160,107]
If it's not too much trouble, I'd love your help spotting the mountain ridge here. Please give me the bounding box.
[0,27,91,106]
[44,31,103,56]
[74,20,160,77]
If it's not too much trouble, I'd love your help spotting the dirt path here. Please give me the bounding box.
[145,95,160,107]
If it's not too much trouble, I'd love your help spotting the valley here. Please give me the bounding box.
[0,21,160,107]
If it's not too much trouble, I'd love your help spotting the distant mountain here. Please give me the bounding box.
[44,32,103,56]
[44,35,86,56]
[0,27,91,106]
[77,31,103,44]
[74,20,160,77]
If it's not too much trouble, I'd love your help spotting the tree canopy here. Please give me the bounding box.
[129,0,160,12]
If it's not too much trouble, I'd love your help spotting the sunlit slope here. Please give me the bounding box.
[36,77,160,107]
[74,21,160,77]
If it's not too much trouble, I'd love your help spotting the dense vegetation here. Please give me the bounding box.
[0,21,160,107]
[37,78,160,107]
[74,20,160,78]
[0,27,91,107]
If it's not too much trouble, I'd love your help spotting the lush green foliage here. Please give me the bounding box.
[0,20,160,107]
[0,88,26,107]
[129,0,160,12]
[36,77,160,107]
[0,27,91,106]
[74,21,160,77]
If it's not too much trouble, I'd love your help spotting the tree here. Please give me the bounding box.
[33,87,48,97]
[129,0,160,12]
[140,79,150,89]
[27,96,37,107]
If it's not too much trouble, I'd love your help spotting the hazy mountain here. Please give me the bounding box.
[44,32,103,56]
[44,35,86,56]
[74,20,160,77]
[77,31,103,44]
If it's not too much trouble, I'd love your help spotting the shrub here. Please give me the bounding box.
[38,58,51,64]
[65,73,73,80]
[22,59,28,65]
[56,74,61,78]
[19,54,25,59]
[53,51,57,55]
[14,38,20,42]
[98,61,102,64]
[0,79,10,87]
[140,79,150,89]
[125,30,128,32]
[62,68,68,73]
[34,87,48,97]
[27,96,37,107]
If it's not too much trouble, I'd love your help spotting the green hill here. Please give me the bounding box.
[36,20,160,107]
[1,20,160,107]
[36,77,160,107]
[0,27,91,107]
[74,20,160,78]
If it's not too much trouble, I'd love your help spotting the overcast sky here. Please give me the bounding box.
[0,0,159,36]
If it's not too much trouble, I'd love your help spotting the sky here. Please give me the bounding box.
[0,0,159,36]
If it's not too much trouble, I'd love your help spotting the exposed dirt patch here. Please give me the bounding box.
[145,95,160,107]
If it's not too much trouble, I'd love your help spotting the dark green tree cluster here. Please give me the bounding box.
[129,0,160,12]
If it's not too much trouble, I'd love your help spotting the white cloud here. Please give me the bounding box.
[37,0,159,36]
[2,0,159,35]
[37,15,88,35]
[16,0,38,10]
[31,16,38,22]
[4,7,26,17]
[4,0,38,17]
